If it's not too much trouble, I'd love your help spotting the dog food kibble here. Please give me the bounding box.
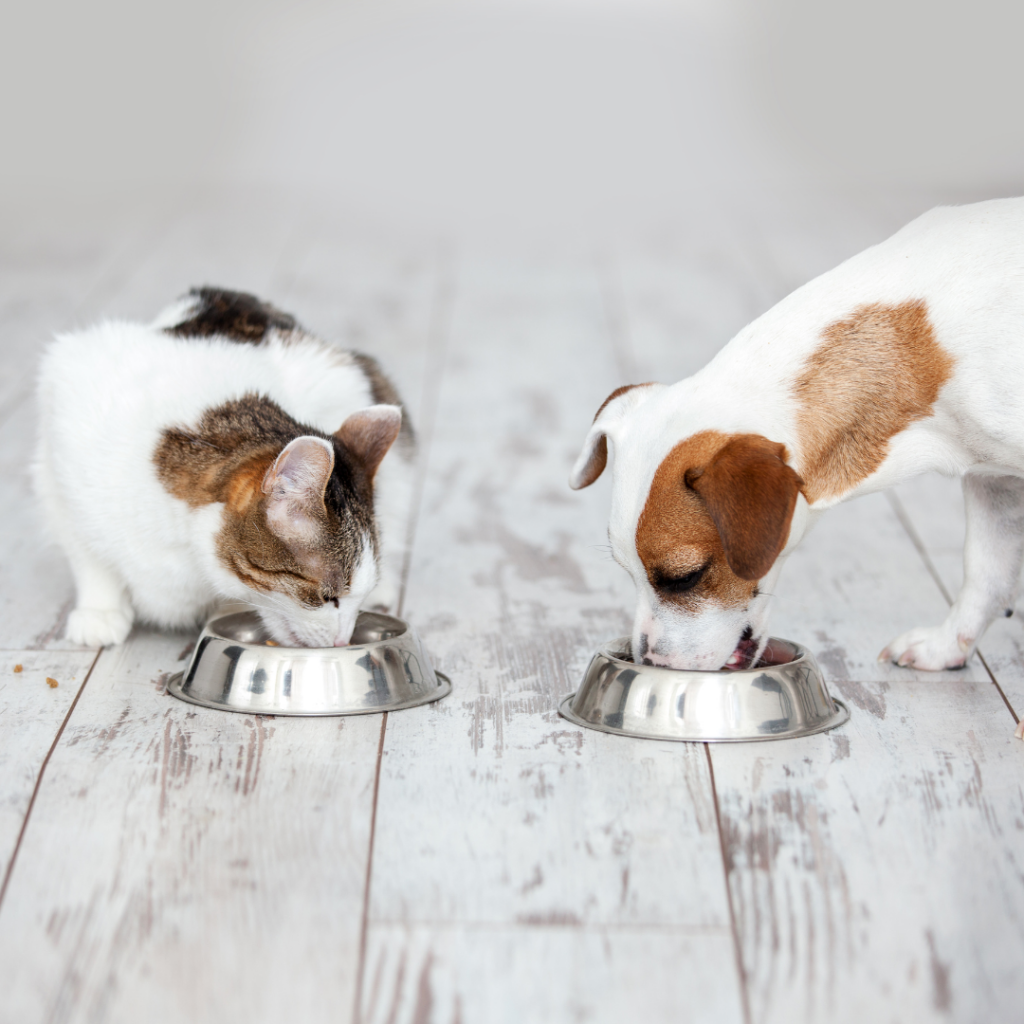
[13,664,22,673]
[46,677,59,689]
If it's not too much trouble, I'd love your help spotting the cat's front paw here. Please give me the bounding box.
[879,625,972,670]
[66,607,133,648]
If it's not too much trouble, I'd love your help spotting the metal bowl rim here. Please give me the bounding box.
[202,609,411,654]
[166,670,452,717]
[593,635,809,677]
[558,692,849,743]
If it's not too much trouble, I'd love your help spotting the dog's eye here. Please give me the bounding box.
[654,563,709,594]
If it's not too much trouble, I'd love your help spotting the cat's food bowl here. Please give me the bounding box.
[559,637,848,742]
[167,609,450,716]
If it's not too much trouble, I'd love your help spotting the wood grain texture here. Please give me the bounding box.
[0,628,384,1024]
[363,256,744,1023]
[0,651,96,882]
[711,493,1024,1024]
[360,924,743,1024]
[893,474,1024,720]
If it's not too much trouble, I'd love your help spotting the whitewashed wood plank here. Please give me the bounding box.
[710,493,1024,1024]
[0,628,384,1024]
[0,651,96,883]
[360,924,743,1024]
[365,255,743,1019]
[892,474,1024,724]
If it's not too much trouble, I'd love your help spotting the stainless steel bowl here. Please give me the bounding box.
[559,637,848,743]
[167,609,450,716]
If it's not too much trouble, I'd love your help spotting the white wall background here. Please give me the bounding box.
[2,0,1022,237]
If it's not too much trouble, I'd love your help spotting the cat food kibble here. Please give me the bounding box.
[265,640,279,646]
[46,677,59,688]
[13,664,22,673]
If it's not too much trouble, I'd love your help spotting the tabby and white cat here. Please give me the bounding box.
[34,287,414,648]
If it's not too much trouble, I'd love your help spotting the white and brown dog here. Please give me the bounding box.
[571,197,1024,739]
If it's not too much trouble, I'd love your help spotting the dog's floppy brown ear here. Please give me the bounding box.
[570,383,660,490]
[685,435,802,580]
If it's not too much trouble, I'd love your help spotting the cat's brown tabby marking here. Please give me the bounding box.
[155,394,378,606]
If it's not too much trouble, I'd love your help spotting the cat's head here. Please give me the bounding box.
[214,405,403,647]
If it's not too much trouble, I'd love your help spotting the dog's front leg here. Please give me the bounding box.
[881,475,1024,695]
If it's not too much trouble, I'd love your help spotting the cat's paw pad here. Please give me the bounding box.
[878,626,971,671]
[66,607,133,648]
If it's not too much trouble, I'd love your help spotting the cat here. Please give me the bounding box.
[33,287,415,648]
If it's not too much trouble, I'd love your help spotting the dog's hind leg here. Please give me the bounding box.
[881,474,1024,685]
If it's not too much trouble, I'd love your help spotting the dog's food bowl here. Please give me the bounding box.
[559,637,848,743]
[167,609,450,716]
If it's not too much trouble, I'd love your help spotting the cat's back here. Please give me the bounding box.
[39,288,386,455]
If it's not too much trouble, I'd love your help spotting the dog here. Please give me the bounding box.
[570,197,1024,740]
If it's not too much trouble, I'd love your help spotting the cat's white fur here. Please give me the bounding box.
[34,313,413,648]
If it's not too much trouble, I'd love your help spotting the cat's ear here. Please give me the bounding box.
[334,405,402,480]
[261,436,335,546]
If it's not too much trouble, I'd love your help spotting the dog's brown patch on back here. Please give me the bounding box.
[795,300,954,502]
[154,394,375,605]
[636,431,758,608]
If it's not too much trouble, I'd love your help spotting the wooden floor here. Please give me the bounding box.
[1,189,1022,1024]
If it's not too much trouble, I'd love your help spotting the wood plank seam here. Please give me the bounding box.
[355,255,454,1024]
[396,251,457,621]
[887,490,1021,725]
[0,647,101,912]
[705,744,753,1024]
[353,712,389,1024]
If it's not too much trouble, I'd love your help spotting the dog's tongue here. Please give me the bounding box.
[724,627,758,670]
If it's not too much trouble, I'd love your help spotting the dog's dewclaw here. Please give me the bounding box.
[13,664,22,673]
[45,677,58,689]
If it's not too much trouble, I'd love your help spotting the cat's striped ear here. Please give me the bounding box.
[335,405,402,480]
[261,436,334,547]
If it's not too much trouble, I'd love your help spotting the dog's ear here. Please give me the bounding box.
[685,434,803,580]
[570,383,661,489]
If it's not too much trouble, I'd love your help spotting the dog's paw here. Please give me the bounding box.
[879,626,972,670]
[66,607,133,648]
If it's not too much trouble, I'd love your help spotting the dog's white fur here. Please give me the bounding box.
[34,315,413,648]
[571,198,1024,737]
